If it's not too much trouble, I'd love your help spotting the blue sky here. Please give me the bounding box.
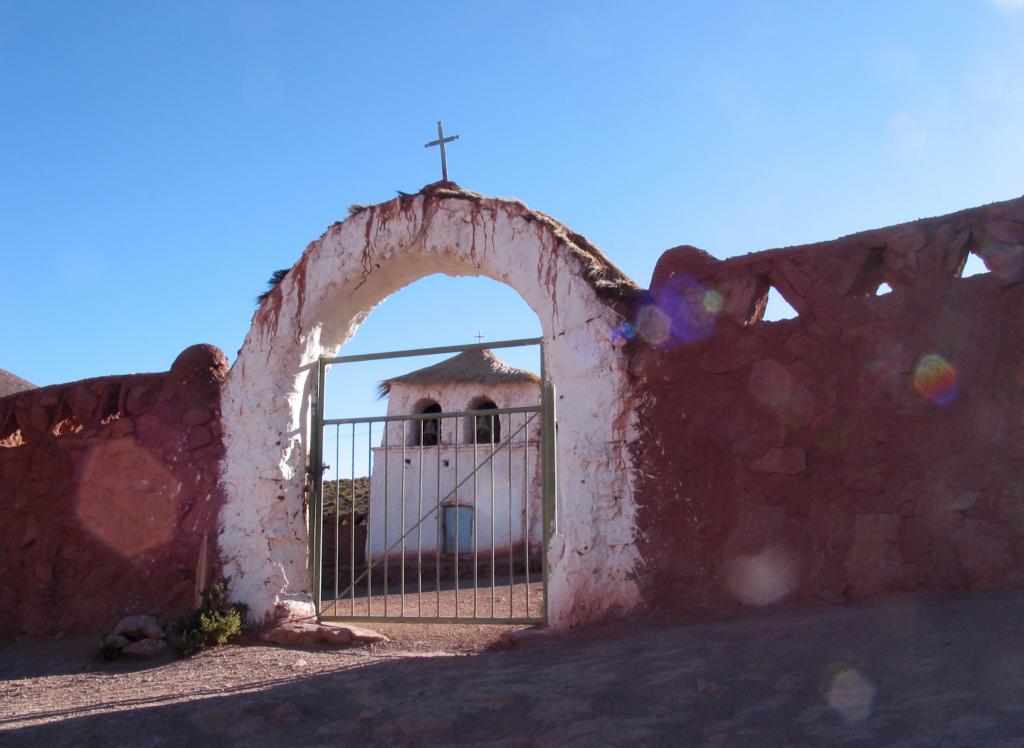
[2,1,1022,414]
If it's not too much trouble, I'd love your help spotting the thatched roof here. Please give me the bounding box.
[0,369,36,398]
[378,349,539,398]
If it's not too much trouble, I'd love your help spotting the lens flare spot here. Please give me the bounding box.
[636,304,672,346]
[77,438,178,558]
[635,274,720,349]
[724,545,799,607]
[827,668,875,723]
[608,321,637,348]
[913,354,958,405]
[703,289,724,314]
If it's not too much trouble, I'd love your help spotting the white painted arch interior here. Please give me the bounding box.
[218,186,642,629]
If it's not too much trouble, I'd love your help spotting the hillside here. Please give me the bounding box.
[0,369,36,398]
[322,476,370,516]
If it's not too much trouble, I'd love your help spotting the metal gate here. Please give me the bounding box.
[308,338,556,624]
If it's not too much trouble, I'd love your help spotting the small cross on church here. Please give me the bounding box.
[424,121,459,182]
[475,330,485,344]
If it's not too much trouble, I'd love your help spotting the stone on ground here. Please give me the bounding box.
[498,626,555,649]
[112,614,165,640]
[120,638,170,659]
[260,622,388,648]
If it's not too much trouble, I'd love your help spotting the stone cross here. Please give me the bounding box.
[424,121,459,182]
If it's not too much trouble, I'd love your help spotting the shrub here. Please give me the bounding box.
[169,578,249,657]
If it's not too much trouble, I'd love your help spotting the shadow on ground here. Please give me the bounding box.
[3,590,1024,746]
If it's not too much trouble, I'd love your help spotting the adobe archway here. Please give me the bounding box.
[218,183,643,629]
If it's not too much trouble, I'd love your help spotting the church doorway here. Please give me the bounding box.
[309,337,555,624]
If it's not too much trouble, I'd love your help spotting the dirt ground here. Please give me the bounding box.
[320,577,544,621]
[2,589,1024,747]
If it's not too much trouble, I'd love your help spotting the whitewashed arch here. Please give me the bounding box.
[218,184,642,629]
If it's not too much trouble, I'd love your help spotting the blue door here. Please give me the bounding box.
[443,506,473,553]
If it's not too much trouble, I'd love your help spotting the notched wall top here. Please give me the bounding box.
[650,194,1024,327]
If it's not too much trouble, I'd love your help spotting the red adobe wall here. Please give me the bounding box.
[0,344,228,639]
[629,196,1024,614]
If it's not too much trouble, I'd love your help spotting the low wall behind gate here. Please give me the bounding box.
[0,345,228,639]
[629,195,1024,614]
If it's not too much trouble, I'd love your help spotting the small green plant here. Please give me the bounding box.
[169,578,249,657]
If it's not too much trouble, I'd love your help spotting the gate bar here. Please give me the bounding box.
[477,413,481,618]
[417,426,424,614]
[454,421,460,616]
[383,419,389,616]
[323,404,540,426]
[401,421,406,617]
[508,413,514,618]
[524,413,531,618]
[322,337,542,365]
[435,417,442,616]
[349,422,356,613]
[311,359,326,615]
[367,423,373,611]
[335,426,342,614]
[490,431,496,617]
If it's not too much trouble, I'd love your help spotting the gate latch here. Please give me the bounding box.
[305,463,330,478]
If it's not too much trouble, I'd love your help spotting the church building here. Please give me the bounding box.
[366,349,543,570]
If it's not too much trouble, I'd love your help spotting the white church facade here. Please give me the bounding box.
[366,349,543,569]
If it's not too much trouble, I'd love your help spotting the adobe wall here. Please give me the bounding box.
[630,196,1024,614]
[0,345,228,639]
[6,188,1020,636]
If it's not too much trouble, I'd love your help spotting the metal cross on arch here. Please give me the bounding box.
[424,121,459,182]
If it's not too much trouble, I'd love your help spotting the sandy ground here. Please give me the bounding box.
[2,589,1024,747]
[320,577,544,621]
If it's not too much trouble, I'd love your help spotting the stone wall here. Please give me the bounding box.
[0,345,228,639]
[630,196,1024,614]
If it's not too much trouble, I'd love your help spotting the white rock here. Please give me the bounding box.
[113,614,165,640]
